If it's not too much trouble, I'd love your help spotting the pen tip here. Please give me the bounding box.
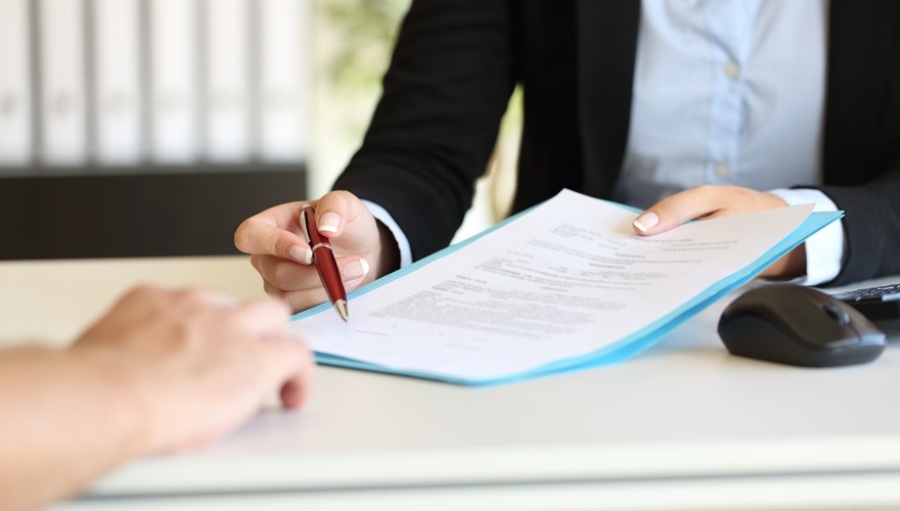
[335,300,349,323]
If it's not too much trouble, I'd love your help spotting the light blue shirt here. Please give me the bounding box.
[616,0,841,285]
[372,0,844,285]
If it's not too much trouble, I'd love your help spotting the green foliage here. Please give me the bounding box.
[323,0,411,92]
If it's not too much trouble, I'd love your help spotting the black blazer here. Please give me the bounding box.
[335,0,900,286]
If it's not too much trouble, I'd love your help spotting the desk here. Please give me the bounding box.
[2,256,900,510]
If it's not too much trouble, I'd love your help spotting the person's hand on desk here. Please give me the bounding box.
[234,190,400,313]
[0,285,313,511]
[70,285,314,451]
[631,185,807,279]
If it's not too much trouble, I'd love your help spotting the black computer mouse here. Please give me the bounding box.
[717,284,886,367]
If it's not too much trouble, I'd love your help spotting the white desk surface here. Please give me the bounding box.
[2,256,900,511]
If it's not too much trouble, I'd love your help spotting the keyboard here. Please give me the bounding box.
[831,282,900,330]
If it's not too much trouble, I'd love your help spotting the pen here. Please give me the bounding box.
[300,206,349,322]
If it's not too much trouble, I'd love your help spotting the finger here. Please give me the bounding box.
[280,370,311,409]
[339,257,370,290]
[252,254,323,291]
[242,201,311,232]
[279,346,315,409]
[263,281,329,313]
[255,336,316,409]
[234,204,312,264]
[113,284,168,314]
[230,298,292,338]
[253,253,370,293]
[632,185,724,236]
[314,190,372,240]
[171,288,241,310]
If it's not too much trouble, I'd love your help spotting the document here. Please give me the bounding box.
[291,189,842,385]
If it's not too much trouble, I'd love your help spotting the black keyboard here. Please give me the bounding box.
[831,283,900,330]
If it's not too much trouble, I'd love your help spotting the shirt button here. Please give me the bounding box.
[715,164,731,178]
[723,61,740,79]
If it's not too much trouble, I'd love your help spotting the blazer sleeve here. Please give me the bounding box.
[816,165,900,286]
[333,0,517,261]
[813,0,900,286]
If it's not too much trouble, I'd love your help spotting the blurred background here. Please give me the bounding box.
[0,0,519,260]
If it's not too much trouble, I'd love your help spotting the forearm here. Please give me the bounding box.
[817,165,900,285]
[335,0,516,261]
[0,346,148,511]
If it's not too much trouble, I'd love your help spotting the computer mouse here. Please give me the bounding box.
[717,284,886,367]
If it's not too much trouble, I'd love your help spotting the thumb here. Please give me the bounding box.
[313,190,371,239]
[632,187,721,236]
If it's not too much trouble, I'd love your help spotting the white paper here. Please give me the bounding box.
[292,190,814,381]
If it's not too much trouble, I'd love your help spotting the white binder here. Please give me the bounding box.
[0,0,33,169]
[259,0,310,163]
[204,0,251,162]
[93,0,142,166]
[149,0,199,164]
[38,0,88,167]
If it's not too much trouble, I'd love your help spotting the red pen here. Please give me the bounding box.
[300,206,349,322]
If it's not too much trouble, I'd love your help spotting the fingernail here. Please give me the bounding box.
[342,258,369,281]
[290,245,312,265]
[633,211,659,233]
[318,212,340,233]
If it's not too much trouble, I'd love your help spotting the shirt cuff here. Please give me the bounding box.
[361,200,413,269]
[768,188,844,286]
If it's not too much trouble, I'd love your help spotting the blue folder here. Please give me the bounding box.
[294,200,842,386]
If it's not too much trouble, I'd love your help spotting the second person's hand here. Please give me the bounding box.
[69,285,314,455]
[631,185,806,279]
[234,191,400,313]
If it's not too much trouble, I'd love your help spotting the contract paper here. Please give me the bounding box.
[290,189,841,385]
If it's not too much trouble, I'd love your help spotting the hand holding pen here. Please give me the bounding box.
[234,191,398,314]
[300,206,350,322]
